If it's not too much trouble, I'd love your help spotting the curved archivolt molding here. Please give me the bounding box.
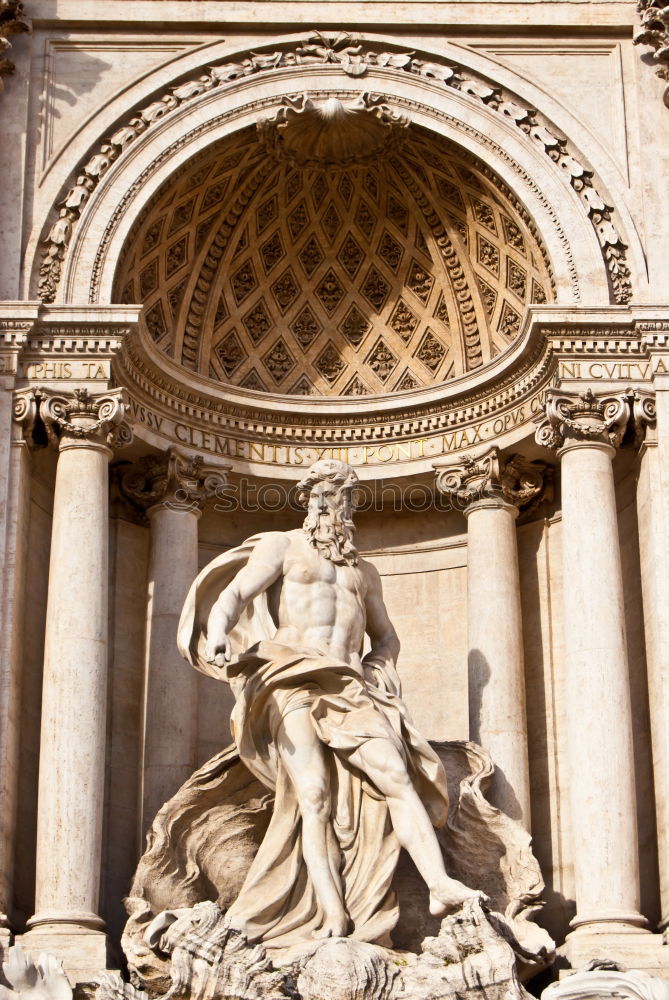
[33,32,637,317]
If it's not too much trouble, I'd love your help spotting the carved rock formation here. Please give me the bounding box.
[114,739,553,1000]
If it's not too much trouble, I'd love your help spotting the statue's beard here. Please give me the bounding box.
[303,510,359,566]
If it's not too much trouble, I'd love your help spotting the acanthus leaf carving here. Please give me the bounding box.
[435,445,549,513]
[38,386,130,451]
[534,386,635,452]
[120,446,228,513]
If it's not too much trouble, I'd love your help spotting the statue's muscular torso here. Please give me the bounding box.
[204,528,397,673]
[270,530,368,665]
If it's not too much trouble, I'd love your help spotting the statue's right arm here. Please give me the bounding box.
[204,532,289,665]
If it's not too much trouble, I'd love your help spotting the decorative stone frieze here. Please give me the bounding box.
[119,447,228,515]
[635,0,669,108]
[435,446,548,514]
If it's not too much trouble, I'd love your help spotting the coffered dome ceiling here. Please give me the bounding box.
[114,102,554,396]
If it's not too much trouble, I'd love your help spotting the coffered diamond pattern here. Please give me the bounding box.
[114,122,554,392]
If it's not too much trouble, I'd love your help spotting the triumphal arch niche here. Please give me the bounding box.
[2,9,669,1000]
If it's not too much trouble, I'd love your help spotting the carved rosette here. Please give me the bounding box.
[534,387,639,454]
[435,445,548,515]
[120,446,228,514]
[38,386,131,453]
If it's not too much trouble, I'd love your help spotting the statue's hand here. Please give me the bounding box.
[204,634,232,668]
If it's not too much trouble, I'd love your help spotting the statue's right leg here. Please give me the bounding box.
[276,707,349,938]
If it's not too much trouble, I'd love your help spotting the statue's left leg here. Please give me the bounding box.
[347,737,486,916]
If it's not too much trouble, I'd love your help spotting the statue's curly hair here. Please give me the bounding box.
[296,459,359,504]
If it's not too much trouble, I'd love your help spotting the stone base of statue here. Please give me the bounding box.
[98,896,533,1000]
[95,739,554,1000]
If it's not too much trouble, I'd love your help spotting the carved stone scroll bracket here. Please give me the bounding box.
[119,446,229,515]
[12,389,39,447]
[257,91,410,169]
[630,387,657,448]
[635,0,669,108]
[37,386,130,455]
[534,387,634,454]
[435,445,550,515]
[0,1,30,94]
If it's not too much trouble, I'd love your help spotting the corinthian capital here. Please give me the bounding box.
[120,446,228,514]
[435,446,548,514]
[534,387,635,454]
[38,386,131,452]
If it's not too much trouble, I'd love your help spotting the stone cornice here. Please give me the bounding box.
[7,304,669,478]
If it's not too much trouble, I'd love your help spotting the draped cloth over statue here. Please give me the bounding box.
[176,534,450,948]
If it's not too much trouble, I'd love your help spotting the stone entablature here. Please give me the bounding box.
[6,304,669,479]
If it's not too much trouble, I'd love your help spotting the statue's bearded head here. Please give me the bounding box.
[297,459,359,566]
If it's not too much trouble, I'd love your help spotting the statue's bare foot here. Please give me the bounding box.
[313,911,349,939]
[429,877,489,917]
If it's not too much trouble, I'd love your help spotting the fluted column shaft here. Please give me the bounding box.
[537,387,645,934]
[436,447,546,826]
[29,389,128,931]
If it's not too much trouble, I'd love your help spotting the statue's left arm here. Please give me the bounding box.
[361,561,401,679]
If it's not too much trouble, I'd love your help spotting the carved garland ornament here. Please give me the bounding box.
[38,32,632,305]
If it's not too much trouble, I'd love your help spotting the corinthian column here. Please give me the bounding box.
[25,388,130,975]
[121,448,227,832]
[435,447,547,825]
[536,388,646,939]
